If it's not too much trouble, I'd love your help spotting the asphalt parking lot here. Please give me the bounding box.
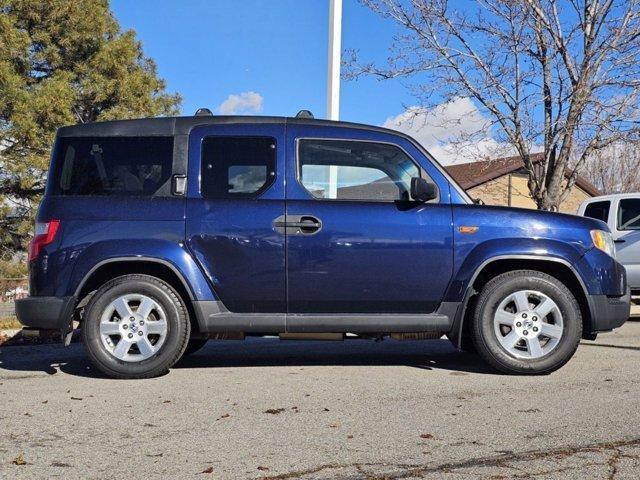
[0,322,639,479]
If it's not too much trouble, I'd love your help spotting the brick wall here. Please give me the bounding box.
[468,174,591,213]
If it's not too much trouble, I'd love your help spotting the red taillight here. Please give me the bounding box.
[27,220,60,262]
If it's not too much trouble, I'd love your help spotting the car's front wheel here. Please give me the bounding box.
[471,270,582,374]
[82,274,190,379]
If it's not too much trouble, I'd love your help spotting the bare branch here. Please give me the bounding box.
[350,0,640,210]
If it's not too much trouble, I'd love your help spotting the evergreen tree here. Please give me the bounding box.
[0,0,181,273]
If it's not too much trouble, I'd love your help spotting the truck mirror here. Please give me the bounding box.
[410,177,437,202]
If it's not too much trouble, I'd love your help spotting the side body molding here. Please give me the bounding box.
[446,238,594,303]
[448,252,592,347]
[192,300,458,334]
[68,240,217,302]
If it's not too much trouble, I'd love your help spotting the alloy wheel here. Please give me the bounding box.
[493,290,564,359]
[99,294,168,362]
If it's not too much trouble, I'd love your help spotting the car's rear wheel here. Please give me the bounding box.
[471,270,582,374]
[82,274,190,379]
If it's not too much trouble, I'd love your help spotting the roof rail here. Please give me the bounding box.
[295,110,314,119]
[194,108,213,116]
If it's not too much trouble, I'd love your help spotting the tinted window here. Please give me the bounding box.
[298,139,422,201]
[51,136,174,196]
[618,199,640,230]
[201,136,276,199]
[584,201,610,223]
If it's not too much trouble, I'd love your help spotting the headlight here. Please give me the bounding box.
[590,229,616,258]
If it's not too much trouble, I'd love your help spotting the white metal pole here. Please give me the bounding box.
[327,0,342,198]
[327,0,342,121]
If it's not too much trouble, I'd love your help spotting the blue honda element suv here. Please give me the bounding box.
[15,112,630,378]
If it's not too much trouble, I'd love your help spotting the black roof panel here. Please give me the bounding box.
[56,115,401,137]
[53,114,471,203]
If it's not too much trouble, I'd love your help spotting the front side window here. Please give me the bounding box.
[298,139,423,202]
[52,136,174,196]
[584,201,610,223]
[201,136,276,199]
[618,198,640,230]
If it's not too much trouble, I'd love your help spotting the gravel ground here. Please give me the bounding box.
[0,321,638,479]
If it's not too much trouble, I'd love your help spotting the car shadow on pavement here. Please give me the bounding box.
[174,338,496,372]
[580,342,640,352]
[0,342,105,378]
[0,337,497,378]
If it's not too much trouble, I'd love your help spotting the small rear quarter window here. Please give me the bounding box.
[50,136,174,196]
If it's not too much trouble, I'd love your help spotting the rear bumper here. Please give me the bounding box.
[15,296,76,331]
[586,287,630,333]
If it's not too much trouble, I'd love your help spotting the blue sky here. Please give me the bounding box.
[110,0,512,165]
[111,0,414,126]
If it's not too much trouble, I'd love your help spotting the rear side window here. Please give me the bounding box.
[297,139,422,202]
[201,136,276,199]
[51,136,174,196]
[618,198,640,230]
[583,201,610,223]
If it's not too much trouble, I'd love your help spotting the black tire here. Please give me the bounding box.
[182,338,208,356]
[471,270,582,375]
[81,274,190,379]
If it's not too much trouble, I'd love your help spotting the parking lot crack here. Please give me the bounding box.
[260,437,640,479]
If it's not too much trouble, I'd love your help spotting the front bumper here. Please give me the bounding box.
[15,296,76,331]
[586,287,630,333]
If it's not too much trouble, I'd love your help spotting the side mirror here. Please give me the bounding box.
[410,177,437,202]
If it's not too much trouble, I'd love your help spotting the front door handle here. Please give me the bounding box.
[288,218,321,229]
[272,215,322,236]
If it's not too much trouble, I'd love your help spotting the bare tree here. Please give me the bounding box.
[348,0,640,210]
[583,142,640,193]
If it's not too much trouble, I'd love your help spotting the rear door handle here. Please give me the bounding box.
[272,215,322,235]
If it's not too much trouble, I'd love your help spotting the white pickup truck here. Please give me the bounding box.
[578,193,640,296]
